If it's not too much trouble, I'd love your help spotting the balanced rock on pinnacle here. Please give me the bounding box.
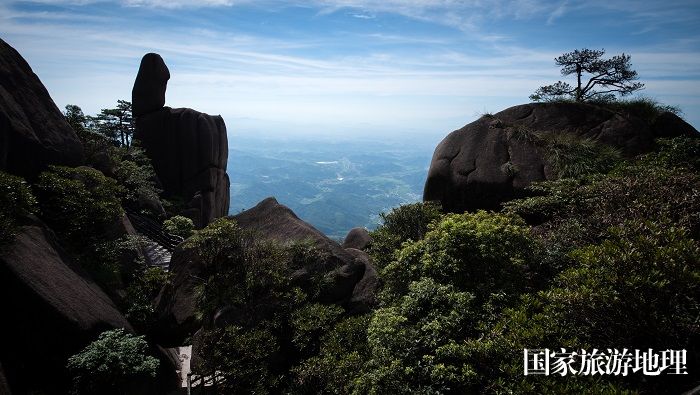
[132,53,230,228]
[132,53,170,117]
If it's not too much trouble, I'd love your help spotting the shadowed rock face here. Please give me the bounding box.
[152,198,377,346]
[0,217,132,393]
[424,102,699,212]
[342,227,372,250]
[132,53,170,117]
[0,38,83,180]
[132,53,230,228]
[0,363,11,395]
[136,108,230,227]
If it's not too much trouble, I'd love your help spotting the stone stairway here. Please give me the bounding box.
[143,240,172,270]
[126,209,184,271]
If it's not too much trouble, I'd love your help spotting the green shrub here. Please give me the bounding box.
[600,96,682,122]
[505,161,700,241]
[638,136,700,171]
[541,132,622,178]
[113,145,162,216]
[34,166,126,287]
[124,266,172,330]
[502,177,597,225]
[381,211,535,305]
[469,220,699,394]
[189,218,346,392]
[291,314,370,394]
[67,328,159,395]
[162,215,194,239]
[198,325,281,394]
[356,278,477,394]
[368,202,443,270]
[290,303,344,355]
[0,171,37,246]
[188,218,292,321]
[351,212,537,394]
[34,166,123,248]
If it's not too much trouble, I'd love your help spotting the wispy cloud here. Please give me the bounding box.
[17,0,241,7]
[122,0,237,8]
[2,0,699,133]
[547,0,568,24]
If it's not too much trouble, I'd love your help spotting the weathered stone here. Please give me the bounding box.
[151,242,201,346]
[132,54,230,229]
[651,111,699,139]
[345,248,379,313]
[0,38,83,180]
[0,216,132,393]
[0,362,10,395]
[152,198,375,346]
[235,197,352,259]
[342,227,372,250]
[424,102,699,212]
[132,53,169,117]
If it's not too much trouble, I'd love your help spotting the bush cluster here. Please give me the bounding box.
[0,171,37,246]
[368,201,443,270]
[162,215,194,238]
[67,328,159,395]
[187,218,351,392]
[34,165,123,247]
[293,135,697,394]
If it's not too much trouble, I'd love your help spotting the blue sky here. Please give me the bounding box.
[2,0,699,140]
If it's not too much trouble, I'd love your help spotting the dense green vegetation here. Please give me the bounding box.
[193,135,699,394]
[65,103,163,218]
[35,165,124,247]
[0,171,37,247]
[4,99,696,394]
[162,215,195,238]
[67,328,159,395]
[185,218,339,392]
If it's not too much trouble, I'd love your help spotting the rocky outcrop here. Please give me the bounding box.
[152,197,378,346]
[132,53,170,117]
[234,197,354,265]
[0,38,83,180]
[132,53,230,228]
[343,227,372,250]
[345,247,378,313]
[0,216,132,393]
[0,363,10,395]
[424,102,699,212]
[234,198,374,309]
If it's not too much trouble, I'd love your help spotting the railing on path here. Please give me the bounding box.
[187,372,224,395]
[125,208,184,252]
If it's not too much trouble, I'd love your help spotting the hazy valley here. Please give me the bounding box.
[228,135,435,240]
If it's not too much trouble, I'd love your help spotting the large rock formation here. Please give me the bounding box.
[132,53,170,117]
[152,197,378,346]
[0,363,10,395]
[0,217,132,393]
[0,39,83,180]
[424,102,699,212]
[342,227,372,250]
[132,53,230,228]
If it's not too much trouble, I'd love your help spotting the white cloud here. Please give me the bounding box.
[122,0,237,8]
[2,0,699,134]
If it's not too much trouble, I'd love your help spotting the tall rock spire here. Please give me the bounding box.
[132,53,230,228]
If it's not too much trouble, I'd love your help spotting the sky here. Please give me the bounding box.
[2,0,699,141]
